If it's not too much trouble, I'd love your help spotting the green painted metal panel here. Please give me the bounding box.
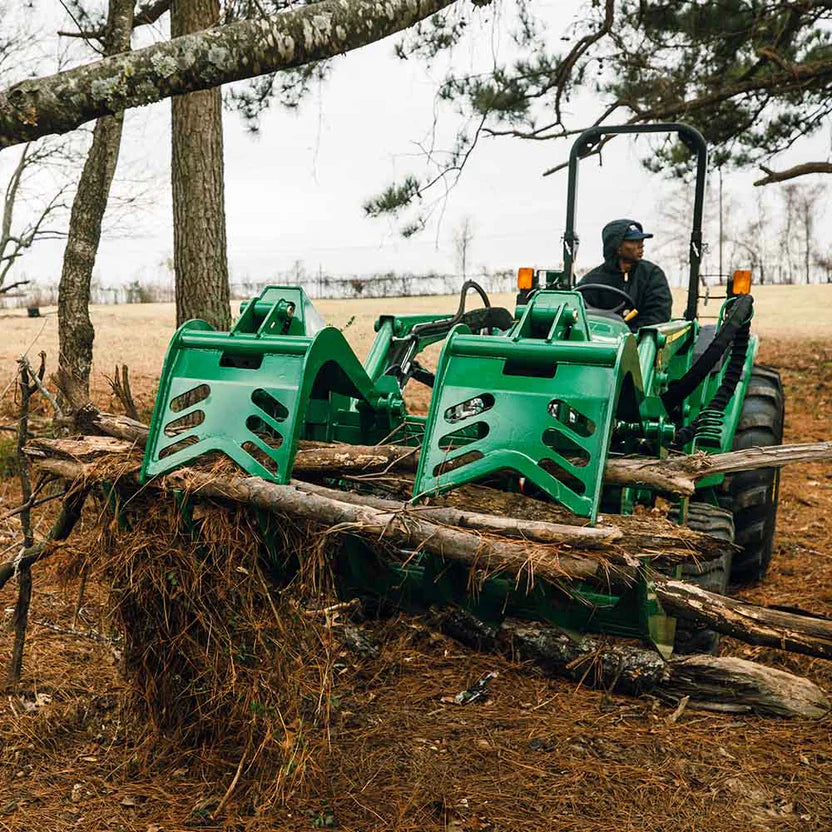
[141,286,388,483]
[412,291,645,522]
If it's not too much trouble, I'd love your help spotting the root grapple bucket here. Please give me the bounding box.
[413,291,644,522]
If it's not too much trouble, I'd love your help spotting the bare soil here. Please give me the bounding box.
[0,291,831,831]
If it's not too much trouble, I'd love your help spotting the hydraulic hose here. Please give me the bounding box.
[670,295,753,448]
[661,294,754,414]
[409,280,492,339]
[384,280,501,388]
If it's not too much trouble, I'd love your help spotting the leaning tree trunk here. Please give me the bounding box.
[57,0,134,400]
[171,0,231,330]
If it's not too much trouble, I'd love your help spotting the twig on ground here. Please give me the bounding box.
[20,353,63,419]
[0,481,64,523]
[212,742,251,818]
[72,563,90,629]
[0,486,90,593]
[104,364,140,421]
[35,619,120,645]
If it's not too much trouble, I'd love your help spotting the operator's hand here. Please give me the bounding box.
[624,308,639,323]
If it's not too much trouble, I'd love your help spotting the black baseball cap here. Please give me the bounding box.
[623,221,653,241]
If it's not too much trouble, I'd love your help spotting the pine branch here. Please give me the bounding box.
[754,161,832,185]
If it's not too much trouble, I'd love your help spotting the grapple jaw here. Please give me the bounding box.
[140,286,390,484]
[412,290,645,523]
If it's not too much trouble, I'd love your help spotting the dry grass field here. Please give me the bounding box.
[0,285,831,831]
[1,284,830,407]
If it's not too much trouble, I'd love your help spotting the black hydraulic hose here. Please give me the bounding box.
[454,279,491,316]
[672,308,752,448]
[410,280,492,339]
[661,294,754,415]
[384,280,497,385]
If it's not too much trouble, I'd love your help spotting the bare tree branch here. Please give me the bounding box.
[754,161,832,186]
[58,0,172,38]
[550,0,614,125]
[1,0,462,148]
[0,278,29,295]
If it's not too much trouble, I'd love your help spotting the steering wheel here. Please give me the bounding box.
[574,283,633,315]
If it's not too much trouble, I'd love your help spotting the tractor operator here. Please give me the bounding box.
[577,218,673,329]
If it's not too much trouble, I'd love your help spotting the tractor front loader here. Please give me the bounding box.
[141,124,784,658]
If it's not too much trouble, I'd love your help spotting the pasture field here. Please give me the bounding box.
[2,284,831,406]
[0,285,830,831]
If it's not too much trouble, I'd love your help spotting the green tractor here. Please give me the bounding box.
[141,123,784,656]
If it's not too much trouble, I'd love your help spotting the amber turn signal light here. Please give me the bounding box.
[731,269,752,295]
[517,267,534,290]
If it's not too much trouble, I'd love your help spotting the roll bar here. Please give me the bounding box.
[562,123,708,321]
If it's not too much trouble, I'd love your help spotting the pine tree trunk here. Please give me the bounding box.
[57,0,134,399]
[171,0,231,330]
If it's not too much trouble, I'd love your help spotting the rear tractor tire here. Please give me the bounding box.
[722,364,785,584]
[669,502,735,655]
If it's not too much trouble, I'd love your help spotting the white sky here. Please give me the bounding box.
[6,0,832,290]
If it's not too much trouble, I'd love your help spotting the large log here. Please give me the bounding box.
[291,479,622,547]
[291,440,832,495]
[492,617,828,719]
[46,397,832,494]
[433,611,828,718]
[290,479,731,560]
[604,441,832,495]
[656,581,832,660]
[24,443,832,663]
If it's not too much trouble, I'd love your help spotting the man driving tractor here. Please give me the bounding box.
[577,218,673,329]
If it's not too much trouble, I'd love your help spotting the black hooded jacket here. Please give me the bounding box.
[576,218,673,329]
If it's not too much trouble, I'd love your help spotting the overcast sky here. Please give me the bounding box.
[6,0,831,291]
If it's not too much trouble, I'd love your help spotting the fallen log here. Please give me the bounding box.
[603,441,832,495]
[24,443,832,663]
[294,441,419,473]
[47,398,832,495]
[655,581,832,661]
[432,610,829,719]
[291,479,622,547]
[503,620,829,718]
[17,436,734,561]
[289,440,832,495]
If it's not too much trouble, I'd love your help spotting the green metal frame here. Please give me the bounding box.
[329,536,677,658]
[139,267,756,657]
[412,290,646,522]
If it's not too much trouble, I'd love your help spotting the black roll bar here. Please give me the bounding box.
[562,123,708,321]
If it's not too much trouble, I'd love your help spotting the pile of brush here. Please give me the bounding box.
[15,403,832,718]
[3,390,830,809]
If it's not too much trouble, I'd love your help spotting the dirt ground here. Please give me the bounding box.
[0,288,831,831]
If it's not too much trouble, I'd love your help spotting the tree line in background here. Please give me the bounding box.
[658,178,831,287]
[0,0,829,399]
[0,269,519,309]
